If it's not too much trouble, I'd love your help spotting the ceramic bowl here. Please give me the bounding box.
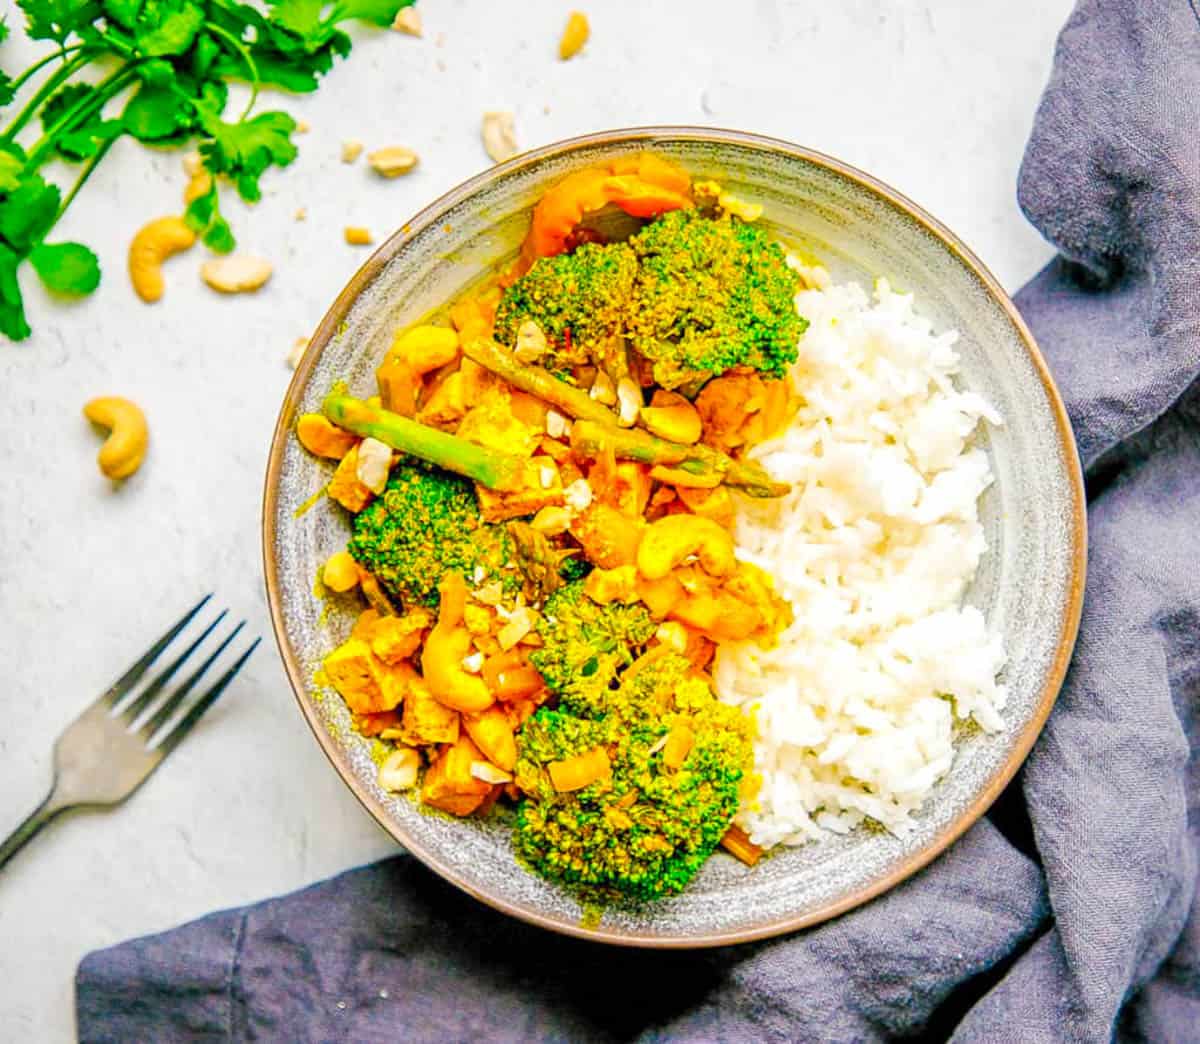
[262,127,1085,947]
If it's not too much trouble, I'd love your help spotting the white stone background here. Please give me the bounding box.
[0,1,1072,1038]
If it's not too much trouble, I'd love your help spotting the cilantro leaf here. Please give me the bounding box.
[0,172,61,252]
[134,0,204,57]
[0,150,23,193]
[18,0,101,43]
[203,215,235,253]
[0,244,31,341]
[102,0,143,30]
[29,241,100,295]
[199,109,297,202]
[0,73,14,108]
[185,182,237,254]
[0,17,9,44]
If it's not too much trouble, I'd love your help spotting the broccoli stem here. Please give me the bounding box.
[323,394,526,491]
[570,420,790,499]
[461,338,621,426]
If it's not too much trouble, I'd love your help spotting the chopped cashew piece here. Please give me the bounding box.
[497,606,535,650]
[513,320,547,363]
[481,111,518,163]
[128,216,195,303]
[392,6,422,34]
[461,651,484,673]
[655,621,689,653]
[470,761,512,784]
[378,747,420,791]
[294,207,307,222]
[589,370,617,405]
[563,478,593,512]
[558,11,590,60]
[323,550,360,593]
[545,409,569,438]
[341,139,364,163]
[286,337,308,369]
[83,397,149,480]
[355,437,393,494]
[616,377,641,427]
[368,146,420,177]
[718,190,763,222]
[201,254,273,294]
[295,119,311,133]
[344,226,373,245]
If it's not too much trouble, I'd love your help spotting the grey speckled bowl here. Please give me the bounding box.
[262,128,1086,947]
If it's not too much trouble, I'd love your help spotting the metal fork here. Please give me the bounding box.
[0,596,260,871]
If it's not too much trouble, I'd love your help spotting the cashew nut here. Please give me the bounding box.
[378,746,420,791]
[128,216,196,303]
[481,111,518,163]
[322,550,360,593]
[640,390,702,444]
[368,146,420,178]
[83,396,149,480]
[200,254,273,294]
[392,6,422,34]
[558,11,590,60]
[341,139,364,163]
[424,574,494,712]
[344,226,373,245]
[296,413,357,459]
[636,514,736,580]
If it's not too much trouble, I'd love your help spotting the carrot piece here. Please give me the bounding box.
[720,824,763,867]
[548,747,612,792]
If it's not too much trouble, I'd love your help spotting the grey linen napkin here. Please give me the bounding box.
[76,1,1200,1039]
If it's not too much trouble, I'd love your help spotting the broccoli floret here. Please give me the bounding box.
[626,209,804,390]
[348,462,514,607]
[494,241,637,373]
[529,580,655,717]
[514,654,754,901]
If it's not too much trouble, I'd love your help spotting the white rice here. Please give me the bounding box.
[714,266,1006,848]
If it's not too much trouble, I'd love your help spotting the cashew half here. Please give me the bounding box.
[201,254,273,294]
[481,111,518,163]
[83,397,149,480]
[128,217,196,303]
[368,146,420,178]
[636,514,736,580]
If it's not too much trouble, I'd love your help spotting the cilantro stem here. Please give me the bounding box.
[57,136,116,222]
[25,63,141,169]
[0,49,93,145]
[204,22,260,120]
[7,44,87,96]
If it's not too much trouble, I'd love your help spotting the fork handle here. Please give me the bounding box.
[0,793,66,872]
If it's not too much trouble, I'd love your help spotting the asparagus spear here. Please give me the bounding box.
[570,420,789,498]
[322,393,527,491]
[461,338,621,426]
[461,339,789,498]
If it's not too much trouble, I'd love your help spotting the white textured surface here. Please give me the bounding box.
[0,1,1069,1037]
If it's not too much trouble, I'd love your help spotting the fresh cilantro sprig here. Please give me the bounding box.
[0,0,412,341]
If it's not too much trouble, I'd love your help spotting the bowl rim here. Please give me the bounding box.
[261,125,1087,949]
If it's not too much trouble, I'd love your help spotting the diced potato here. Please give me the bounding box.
[327,445,373,512]
[366,608,433,664]
[401,675,460,745]
[422,735,493,815]
[462,706,517,771]
[324,637,395,714]
[475,457,565,523]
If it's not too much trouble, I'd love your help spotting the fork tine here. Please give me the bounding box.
[156,637,261,753]
[140,621,245,740]
[119,610,228,723]
[100,594,212,708]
